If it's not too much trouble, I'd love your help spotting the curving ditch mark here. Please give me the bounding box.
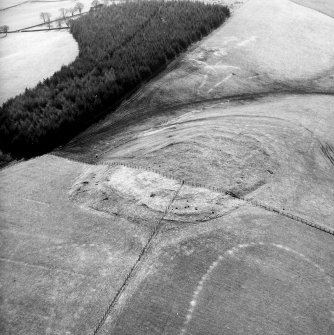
[180,242,334,335]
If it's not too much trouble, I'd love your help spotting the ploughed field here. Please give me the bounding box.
[1,0,334,334]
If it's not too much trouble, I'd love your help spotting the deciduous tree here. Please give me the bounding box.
[65,18,73,27]
[91,0,99,9]
[56,18,63,29]
[68,7,76,16]
[46,14,52,29]
[40,12,47,23]
[40,12,51,24]
[75,2,84,14]
[59,8,66,19]
[0,25,9,36]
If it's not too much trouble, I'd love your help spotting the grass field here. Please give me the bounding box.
[0,0,92,30]
[0,156,156,334]
[1,0,334,334]
[291,0,334,18]
[0,31,78,105]
[109,205,334,335]
[133,0,334,107]
[0,0,95,105]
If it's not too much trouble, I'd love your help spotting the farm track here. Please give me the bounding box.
[91,178,184,335]
[52,154,334,237]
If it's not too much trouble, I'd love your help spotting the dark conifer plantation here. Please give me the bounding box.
[0,1,230,157]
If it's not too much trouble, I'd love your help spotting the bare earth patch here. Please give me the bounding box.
[69,165,181,229]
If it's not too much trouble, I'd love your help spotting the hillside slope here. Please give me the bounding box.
[1,0,334,334]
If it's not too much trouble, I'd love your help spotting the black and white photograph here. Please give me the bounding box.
[0,0,333,334]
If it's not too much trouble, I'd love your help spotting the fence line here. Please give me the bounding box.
[49,153,334,334]
[52,154,334,236]
[91,180,184,335]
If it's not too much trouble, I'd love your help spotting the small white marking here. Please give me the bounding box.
[236,36,257,47]
[188,59,216,72]
[198,74,208,91]
[214,63,240,70]
[208,74,233,93]
[247,75,259,80]
[23,198,50,206]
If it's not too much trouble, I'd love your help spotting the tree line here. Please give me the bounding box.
[40,2,85,29]
[0,1,230,157]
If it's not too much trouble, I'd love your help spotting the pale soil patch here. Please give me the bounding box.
[69,165,181,228]
[69,164,243,228]
[0,31,78,104]
[0,0,92,30]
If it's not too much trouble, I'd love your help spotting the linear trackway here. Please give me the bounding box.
[92,180,184,335]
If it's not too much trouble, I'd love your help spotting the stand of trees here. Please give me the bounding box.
[0,25,9,36]
[0,1,230,157]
